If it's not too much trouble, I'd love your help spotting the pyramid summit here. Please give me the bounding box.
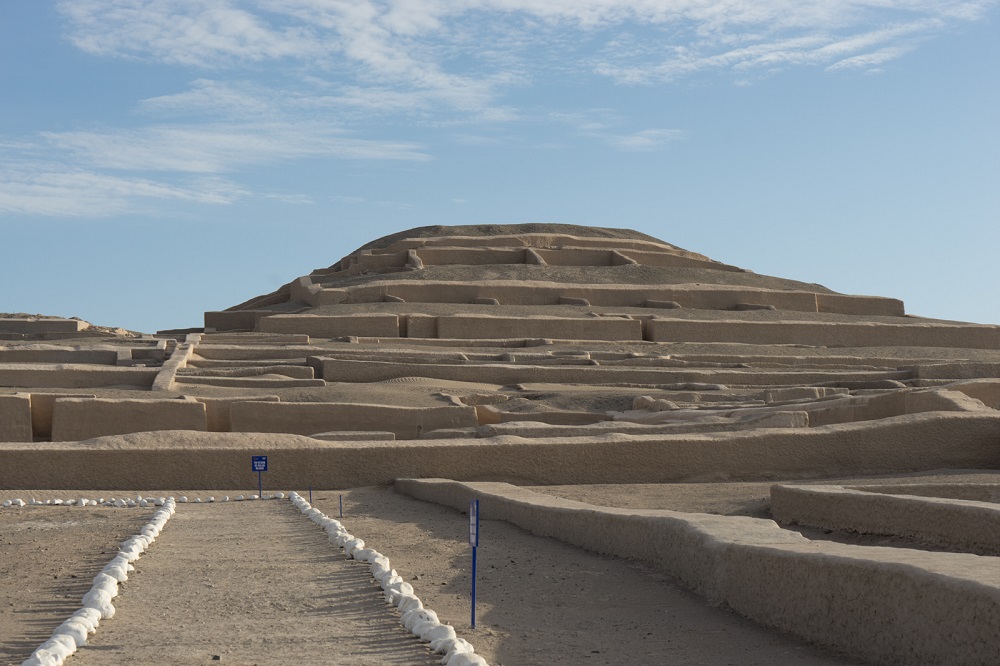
[3,224,1000,663]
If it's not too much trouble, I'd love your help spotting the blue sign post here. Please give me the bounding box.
[469,498,479,629]
[251,455,268,498]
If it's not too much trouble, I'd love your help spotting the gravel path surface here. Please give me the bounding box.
[0,507,148,665]
[68,500,439,666]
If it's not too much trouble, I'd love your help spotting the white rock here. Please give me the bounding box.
[431,635,474,655]
[178,496,188,503]
[402,608,438,631]
[72,607,102,631]
[421,623,457,644]
[54,618,89,647]
[396,595,423,614]
[445,653,488,666]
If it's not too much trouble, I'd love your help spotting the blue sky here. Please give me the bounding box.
[1,1,998,333]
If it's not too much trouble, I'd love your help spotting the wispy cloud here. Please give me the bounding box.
[3,0,989,218]
[0,164,245,217]
[607,129,685,152]
[59,1,996,85]
[41,123,428,173]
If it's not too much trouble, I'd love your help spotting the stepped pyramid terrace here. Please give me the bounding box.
[3,224,1000,664]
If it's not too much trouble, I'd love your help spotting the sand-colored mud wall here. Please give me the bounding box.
[259,314,399,338]
[193,395,280,432]
[229,402,478,439]
[771,484,1000,554]
[0,349,118,364]
[317,356,910,386]
[312,280,902,316]
[0,319,86,333]
[646,319,1000,349]
[397,479,1000,666]
[0,394,32,441]
[3,412,998,489]
[434,314,642,341]
[0,364,159,389]
[50,397,207,441]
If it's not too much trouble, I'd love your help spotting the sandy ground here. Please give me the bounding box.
[0,487,865,666]
[67,501,439,666]
[0,506,149,665]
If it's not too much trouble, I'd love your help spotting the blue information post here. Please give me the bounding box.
[251,455,268,497]
[469,498,479,629]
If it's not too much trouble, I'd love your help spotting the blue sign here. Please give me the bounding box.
[251,455,268,472]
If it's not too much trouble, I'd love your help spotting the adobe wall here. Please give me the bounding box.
[612,249,743,272]
[315,279,902,316]
[204,310,266,332]
[816,293,905,316]
[415,247,527,265]
[192,395,280,432]
[3,411,998,489]
[0,394,32,441]
[770,484,1000,554]
[366,233,706,259]
[193,345,328,361]
[317,356,911,386]
[396,479,1000,666]
[50,397,207,441]
[646,319,1000,349]
[0,319,86,333]
[229,402,478,440]
[29,392,97,438]
[258,314,399,338]
[174,376,325,389]
[0,364,159,388]
[435,315,642,341]
[913,362,1000,379]
[177,365,315,379]
[0,348,118,364]
[943,380,1000,409]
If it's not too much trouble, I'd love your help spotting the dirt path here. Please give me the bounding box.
[0,507,149,665]
[69,501,439,666]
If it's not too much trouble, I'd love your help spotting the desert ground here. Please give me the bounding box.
[14,471,995,665]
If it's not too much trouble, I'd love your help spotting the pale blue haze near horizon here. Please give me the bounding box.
[1,1,997,333]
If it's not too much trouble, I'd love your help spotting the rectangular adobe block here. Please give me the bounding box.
[0,318,86,333]
[192,395,280,432]
[29,393,98,438]
[436,314,642,341]
[258,314,399,338]
[51,397,207,441]
[229,402,477,440]
[0,394,32,441]
[645,319,1000,349]
[0,364,159,388]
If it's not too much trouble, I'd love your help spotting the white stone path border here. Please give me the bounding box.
[289,492,487,666]
[6,493,486,665]
[20,498,177,666]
